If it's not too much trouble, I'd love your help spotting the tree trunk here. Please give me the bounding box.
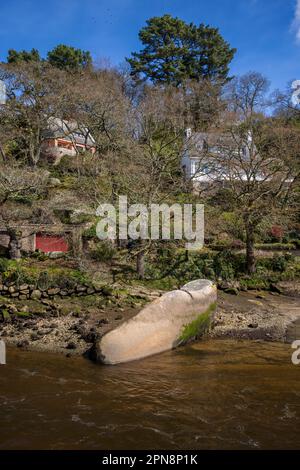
[246,225,256,274]
[0,144,7,161]
[71,227,83,257]
[136,249,145,279]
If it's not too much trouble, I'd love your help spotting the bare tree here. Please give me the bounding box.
[0,62,73,166]
[0,164,48,258]
[203,73,300,273]
[114,85,189,277]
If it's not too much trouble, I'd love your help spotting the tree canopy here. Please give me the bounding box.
[6,45,92,71]
[127,14,236,86]
[47,44,92,71]
[7,48,41,64]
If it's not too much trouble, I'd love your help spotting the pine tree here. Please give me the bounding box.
[127,14,236,86]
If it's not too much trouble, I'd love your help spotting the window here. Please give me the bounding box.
[191,161,200,176]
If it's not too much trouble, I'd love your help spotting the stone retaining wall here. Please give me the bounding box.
[0,282,100,300]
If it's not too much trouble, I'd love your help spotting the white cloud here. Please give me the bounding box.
[293,0,300,42]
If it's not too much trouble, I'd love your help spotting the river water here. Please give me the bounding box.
[0,340,300,450]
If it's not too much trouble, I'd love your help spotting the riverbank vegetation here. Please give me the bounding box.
[0,14,300,301]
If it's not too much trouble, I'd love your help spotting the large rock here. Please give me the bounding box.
[95,279,217,365]
[30,289,42,300]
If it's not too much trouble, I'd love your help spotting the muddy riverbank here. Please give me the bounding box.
[1,285,300,357]
[0,304,138,356]
[211,290,300,342]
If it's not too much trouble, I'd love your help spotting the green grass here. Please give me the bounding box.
[137,277,178,291]
[1,259,92,288]
[2,309,10,319]
[16,311,32,317]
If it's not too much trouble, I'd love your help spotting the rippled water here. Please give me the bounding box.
[0,340,300,450]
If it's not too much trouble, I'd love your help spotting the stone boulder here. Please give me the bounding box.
[30,290,42,300]
[95,279,217,365]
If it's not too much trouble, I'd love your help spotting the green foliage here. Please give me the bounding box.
[16,311,32,318]
[7,48,40,64]
[47,44,92,71]
[144,247,300,290]
[141,277,178,291]
[30,251,49,261]
[83,224,97,239]
[0,260,90,289]
[152,249,247,283]
[2,263,36,286]
[213,250,245,280]
[127,14,236,85]
[100,285,114,297]
[0,257,9,274]
[255,253,292,274]
[7,44,92,72]
[53,209,71,224]
[254,243,296,251]
[271,254,289,273]
[90,241,116,263]
[239,277,270,291]
[1,309,10,319]
[209,240,245,251]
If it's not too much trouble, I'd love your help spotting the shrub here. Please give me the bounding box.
[271,254,289,273]
[30,251,48,261]
[0,257,9,274]
[3,265,35,286]
[213,250,245,280]
[90,241,116,263]
[269,225,284,242]
[240,276,270,290]
[83,224,97,239]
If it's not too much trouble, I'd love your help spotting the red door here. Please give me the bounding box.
[35,233,69,253]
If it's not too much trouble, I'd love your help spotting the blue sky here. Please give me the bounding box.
[0,0,299,91]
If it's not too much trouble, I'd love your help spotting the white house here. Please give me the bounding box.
[181,128,256,186]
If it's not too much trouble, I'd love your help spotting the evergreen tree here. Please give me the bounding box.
[47,44,92,71]
[7,48,40,64]
[127,14,236,86]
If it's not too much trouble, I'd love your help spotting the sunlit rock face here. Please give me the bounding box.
[95,279,217,365]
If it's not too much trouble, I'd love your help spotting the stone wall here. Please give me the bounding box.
[0,229,35,252]
[0,281,100,301]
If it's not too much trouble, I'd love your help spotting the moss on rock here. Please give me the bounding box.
[179,302,217,343]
